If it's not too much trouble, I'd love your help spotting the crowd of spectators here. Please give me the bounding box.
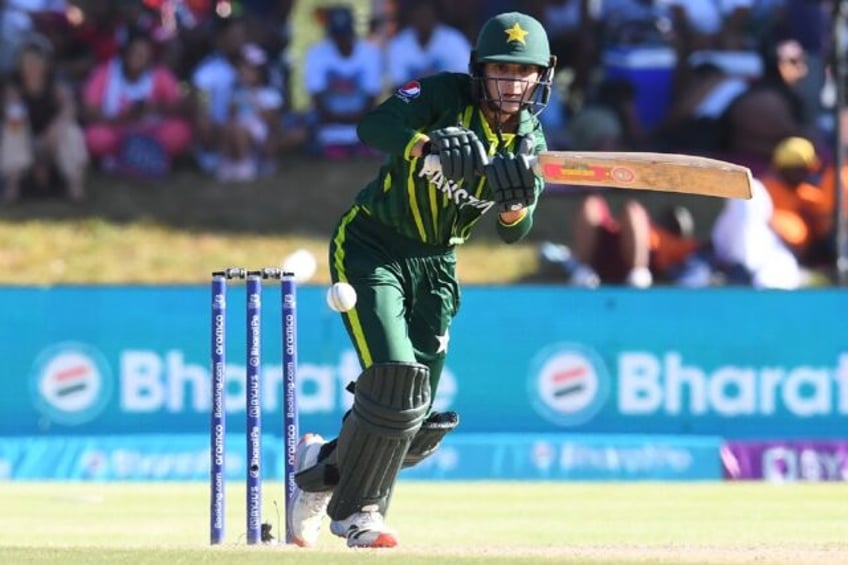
[0,0,846,287]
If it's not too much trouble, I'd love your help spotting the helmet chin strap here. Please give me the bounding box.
[490,104,507,147]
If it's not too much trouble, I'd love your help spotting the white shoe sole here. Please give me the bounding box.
[330,518,398,548]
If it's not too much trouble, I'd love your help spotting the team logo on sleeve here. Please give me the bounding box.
[395,80,421,101]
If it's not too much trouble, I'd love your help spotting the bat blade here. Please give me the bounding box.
[536,151,753,199]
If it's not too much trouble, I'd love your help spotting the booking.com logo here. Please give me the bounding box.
[29,342,113,426]
[527,343,611,427]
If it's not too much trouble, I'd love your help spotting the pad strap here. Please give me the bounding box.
[294,410,460,491]
[402,411,459,468]
[293,439,338,492]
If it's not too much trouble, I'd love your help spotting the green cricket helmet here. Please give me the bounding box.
[469,12,557,117]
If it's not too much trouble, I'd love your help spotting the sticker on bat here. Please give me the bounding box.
[542,163,636,183]
[610,167,636,182]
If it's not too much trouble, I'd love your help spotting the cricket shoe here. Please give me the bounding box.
[329,507,398,548]
[289,434,332,547]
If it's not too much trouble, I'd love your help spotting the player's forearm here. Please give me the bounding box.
[498,208,526,225]
[496,207,533,244]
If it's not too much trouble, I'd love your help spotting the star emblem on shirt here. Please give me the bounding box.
[435,330,450,354]
[504,22,528,45]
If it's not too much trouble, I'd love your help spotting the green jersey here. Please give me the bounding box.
[354,72,548,247]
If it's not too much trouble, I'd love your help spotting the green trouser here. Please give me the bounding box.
[328,205,459,399]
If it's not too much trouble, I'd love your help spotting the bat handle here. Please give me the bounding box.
[528,155,540,175]
[421,154,541,176]
[422,154,442,174]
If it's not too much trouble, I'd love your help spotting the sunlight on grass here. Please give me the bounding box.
[0,219,540,285]
[0,482,845,564]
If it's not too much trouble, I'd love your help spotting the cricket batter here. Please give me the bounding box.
[290,12,556,548]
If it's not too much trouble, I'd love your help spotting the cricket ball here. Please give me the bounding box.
[326,282,357,312]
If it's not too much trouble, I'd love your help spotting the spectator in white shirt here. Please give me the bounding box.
[385,0,470,91]
[711,177,802,289]
[190,16,247,174]
[217,43,283,182]
[303,5,383,159]
[662,0,755,50]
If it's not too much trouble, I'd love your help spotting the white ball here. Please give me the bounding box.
[326,282,357,312]
[281,249,317,283]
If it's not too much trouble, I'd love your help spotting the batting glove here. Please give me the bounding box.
[427,126,488,185]
[484,139,537,212]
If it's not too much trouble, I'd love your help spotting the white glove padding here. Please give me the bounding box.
[484,138,536,212]
[427,126,488,184]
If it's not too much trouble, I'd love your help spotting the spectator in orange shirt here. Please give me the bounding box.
[816,159,848,227]
[649,206,704,284]
[570,195,702,287]
[760,136,833,268]
[538,197,704,288]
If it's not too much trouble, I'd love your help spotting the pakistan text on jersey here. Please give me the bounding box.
[420,168,495,214]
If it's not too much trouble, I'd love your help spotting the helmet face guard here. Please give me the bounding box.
[470,53,557,118]
[469,12,555,118]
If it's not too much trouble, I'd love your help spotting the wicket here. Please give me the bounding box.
[209,267,299,545]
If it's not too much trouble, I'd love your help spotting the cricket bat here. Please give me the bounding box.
[423,151,753,199]
[535,151,753,199]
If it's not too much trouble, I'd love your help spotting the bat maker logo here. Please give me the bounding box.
[543,163,635,183]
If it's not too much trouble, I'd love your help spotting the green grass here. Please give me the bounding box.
[0,156,724,285]
[0,218,538,285]
[0,482,845,564]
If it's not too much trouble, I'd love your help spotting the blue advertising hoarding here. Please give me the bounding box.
[0,434,722,481]
[1,285,846,439]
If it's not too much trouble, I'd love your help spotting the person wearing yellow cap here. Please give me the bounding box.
[761,136,833,266]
